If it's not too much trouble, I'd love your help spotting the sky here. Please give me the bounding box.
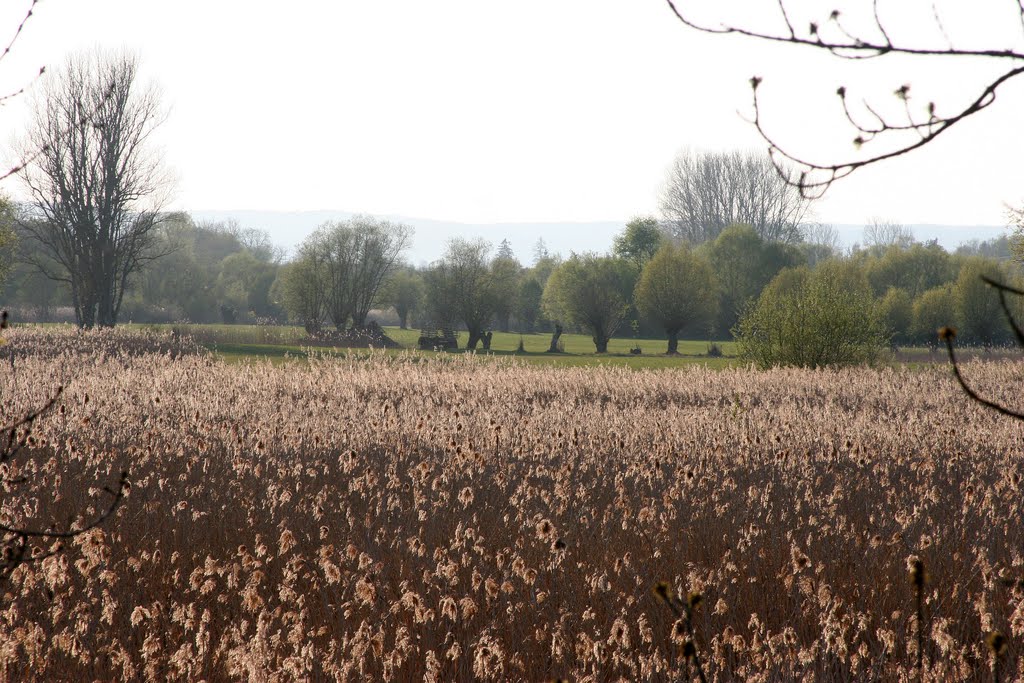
[0,0,1021,235]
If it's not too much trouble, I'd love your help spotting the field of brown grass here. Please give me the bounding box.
[0,328,1021,681]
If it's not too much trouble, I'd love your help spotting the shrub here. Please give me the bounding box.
[954,258,1008,345]
[911,285,957,345]
[734,262,888,368]
[878,287,913,346]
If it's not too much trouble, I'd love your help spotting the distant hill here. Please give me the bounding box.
[188,210,1011,264]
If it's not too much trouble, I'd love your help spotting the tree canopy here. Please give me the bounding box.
[635,244,718,353]
[613,217,665,270]
[542,254,633,353]
[425,238,500,350]
[735,261,888,368]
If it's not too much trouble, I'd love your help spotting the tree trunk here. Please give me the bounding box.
[547,324,563,353]
[397,306,409,330]
[666,330,680,355]
[593,335,609,353]
[466,329,481,350]
[78,287,97,329]
[97,243,117,327]
[482,332,492,350]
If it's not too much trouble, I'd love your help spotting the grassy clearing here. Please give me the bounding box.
[125,322,739,368]
[45,321,1020,369]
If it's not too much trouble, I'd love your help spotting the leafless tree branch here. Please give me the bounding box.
[0,375,128,588]
[664,0,1024,196]
[942,277,1024,420]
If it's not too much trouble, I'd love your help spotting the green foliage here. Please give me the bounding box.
[490,254,522,332]
[1010,205,1024,261]
[276,244,328,334]
[381,269,423,329]
[119,215,281,324]
[613,216,664,270]
[911,285,956,345]
[953,258,1006,345]
[634,244,718,353]
[735,262,888,368]
[529,253,562,289]
[704,224,804,336]
[956,234,1012,260]
[0,197,17,288]
[425,238,500,350]
[862,242,956,298]
[542,254,633,353]
[877,287,913,345]
[216,250,279,318]
[516,277,544,333]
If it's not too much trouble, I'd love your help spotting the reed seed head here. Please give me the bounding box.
[987,631,1008,656]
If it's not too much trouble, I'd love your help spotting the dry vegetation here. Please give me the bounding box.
[0,328,1022,681]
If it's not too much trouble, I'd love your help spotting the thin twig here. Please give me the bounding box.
[663,0,1024,197]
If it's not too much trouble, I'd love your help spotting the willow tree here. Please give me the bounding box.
[425,238,498,350]
[19,51,168,328]
[542,254,633,353]
[301,217,412,331]
[634,244,718,354]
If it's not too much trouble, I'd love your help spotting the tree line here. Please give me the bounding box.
[3,195,1020,360]
[345,221,1020,357]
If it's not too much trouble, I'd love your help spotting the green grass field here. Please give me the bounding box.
[35,321,1018,369]
[124,322,738,368]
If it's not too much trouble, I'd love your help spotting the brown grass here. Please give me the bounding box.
[0,327,1021,681]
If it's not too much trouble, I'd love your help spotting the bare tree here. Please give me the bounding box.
[863,217,914,250]
[662,1,1024,197]
[314,223,357,330]
[798,222,841,266]
[660,149,812,244]
[347,217,412,328]
[303,217,412,331]
[19,50,169,328]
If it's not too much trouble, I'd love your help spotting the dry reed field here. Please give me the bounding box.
[0,328,1022,681]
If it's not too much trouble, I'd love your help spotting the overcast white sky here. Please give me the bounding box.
[0,0,1021,230]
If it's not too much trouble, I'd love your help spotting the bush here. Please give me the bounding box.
[734,262,888,368]
[877,287,913,346]
[954,258,1007,345]
[911,285,957,345]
